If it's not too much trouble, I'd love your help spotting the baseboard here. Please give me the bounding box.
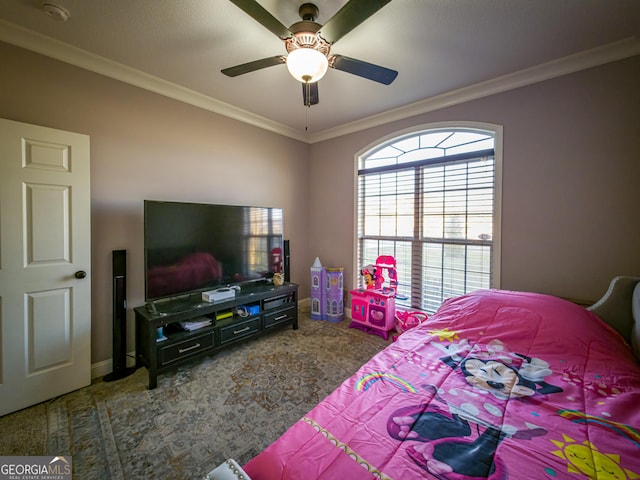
[91,352,137,379]
[298,297,310,311]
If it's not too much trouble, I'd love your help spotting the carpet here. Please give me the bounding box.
[0,311,390,479]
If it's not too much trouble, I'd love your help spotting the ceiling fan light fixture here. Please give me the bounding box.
[286,48,328,83]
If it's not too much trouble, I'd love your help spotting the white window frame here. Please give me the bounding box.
[353,121,503,313]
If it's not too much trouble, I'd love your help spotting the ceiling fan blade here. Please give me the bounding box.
[331,55,398,85]
[228,0,292,39]
[319,0,392,44]
[302,82,319,106]
[221,56,285,77]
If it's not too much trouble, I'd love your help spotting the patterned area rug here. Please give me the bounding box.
[0,312,389,479]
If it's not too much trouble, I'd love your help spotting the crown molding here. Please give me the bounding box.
[1,19,637,145]
[0,19,308,142]
[308,36,640,143]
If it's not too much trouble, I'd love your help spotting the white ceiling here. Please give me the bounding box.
[1,0,639,142]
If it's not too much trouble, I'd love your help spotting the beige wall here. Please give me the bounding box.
[309,55,640,303]
[0,42,310,365]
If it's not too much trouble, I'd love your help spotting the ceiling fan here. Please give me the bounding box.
[221,0,398,106]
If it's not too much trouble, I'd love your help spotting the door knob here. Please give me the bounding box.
[75,270,87,279]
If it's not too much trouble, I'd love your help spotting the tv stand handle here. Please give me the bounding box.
[179,343,201,354]
[234,326,251,335]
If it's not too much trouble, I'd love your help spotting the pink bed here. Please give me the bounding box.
[243,284,640,479]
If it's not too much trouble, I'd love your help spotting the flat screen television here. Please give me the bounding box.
[144,200,284,301]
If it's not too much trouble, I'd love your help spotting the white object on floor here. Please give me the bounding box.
[204,459,251,480]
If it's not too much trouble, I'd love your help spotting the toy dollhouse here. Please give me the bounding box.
[310,257,325,320]
[310,257,344,322]
[349,255,398,339]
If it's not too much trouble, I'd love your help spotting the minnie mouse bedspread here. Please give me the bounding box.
[243,290,640,479]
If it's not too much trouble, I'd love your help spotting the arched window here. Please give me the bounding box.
[356,124,501,313]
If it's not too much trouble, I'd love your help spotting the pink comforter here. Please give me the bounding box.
[244,290,640,479]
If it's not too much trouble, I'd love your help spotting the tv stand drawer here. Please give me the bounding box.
[219,316,260,344]
[159,331,214,366]
[263,305,296,329]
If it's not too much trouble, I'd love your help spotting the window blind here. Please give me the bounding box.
[357,149,495,313]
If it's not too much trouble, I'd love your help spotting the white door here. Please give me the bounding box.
[0,118,91,417]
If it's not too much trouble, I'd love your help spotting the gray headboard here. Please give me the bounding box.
[587,276,640,362]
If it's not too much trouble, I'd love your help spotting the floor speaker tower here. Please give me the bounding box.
[104,249,136,382]
[283,240,291,282]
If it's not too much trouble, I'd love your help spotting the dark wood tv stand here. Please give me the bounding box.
[134,282,298,389]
